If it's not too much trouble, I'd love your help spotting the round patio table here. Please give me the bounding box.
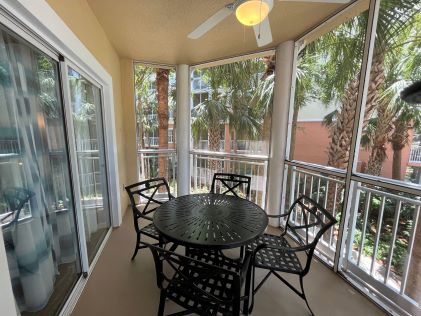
[153,193,268,249]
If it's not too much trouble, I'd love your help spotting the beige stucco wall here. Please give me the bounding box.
[46,0,134,216]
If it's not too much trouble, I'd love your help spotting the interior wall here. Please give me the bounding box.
[45,0,130,213]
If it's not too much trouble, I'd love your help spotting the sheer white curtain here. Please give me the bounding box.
[0,27,79,313]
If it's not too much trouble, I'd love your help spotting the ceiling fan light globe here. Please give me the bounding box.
[235,0,270,26]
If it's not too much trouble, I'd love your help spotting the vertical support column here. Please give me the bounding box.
[266,41,295,226]
[176,64,191,196]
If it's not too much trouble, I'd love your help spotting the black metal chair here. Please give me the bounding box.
[246,195,337,315]
[1,188,34,229]
[1,188,34,251]
[125,178,174,260]
[145,242,253,316]
[210,173,251,200]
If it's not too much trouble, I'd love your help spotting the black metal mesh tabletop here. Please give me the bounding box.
[153,194,268,249]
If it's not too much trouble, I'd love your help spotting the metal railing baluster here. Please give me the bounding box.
[330,182,338,247]
[384,200,402,284]
[370,195,385,276]
[308,175,314,198]
[316,178,321,204]
[357,191,371,267]
[400,205,421,294]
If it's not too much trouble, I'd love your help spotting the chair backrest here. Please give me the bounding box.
[2,188,34,229]
[210,173,251,200]
[125,178,172,229]
[283,195,336,271]
[145,243,242,315]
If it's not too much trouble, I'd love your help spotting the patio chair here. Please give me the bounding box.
[210,173,251,200]
[246,195,337,315]
[1,188,34,229]
[125,178,174,260]
[144,242,253,316]
[1,188,34,251]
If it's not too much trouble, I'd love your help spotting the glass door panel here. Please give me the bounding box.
[67,67,110,264]
[0,24,81,315]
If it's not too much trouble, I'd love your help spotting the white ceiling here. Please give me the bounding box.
[86,0,351,64]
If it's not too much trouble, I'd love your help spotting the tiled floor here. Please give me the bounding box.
[71,210,385,316]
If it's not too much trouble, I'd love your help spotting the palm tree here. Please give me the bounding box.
[290,49,318,159]
[134,65,156,149]
[365,7,421,176]
[390,113,420,180]
[225,59,266,151]
[312,11,369,170]
[318,1,420,173]
[192,59,271,171]
[156,68,169,180]
[388,18,421,180]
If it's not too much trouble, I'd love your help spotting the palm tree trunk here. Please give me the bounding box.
[208,119,221,174]
[262,55,275,154]
[392,149,402,179]
[156,68,169,183]
[366,102,394,176]
[325,52,385,213]
[326,52,385,170]
[391,120,409,181]
[362,52,386,130]
[327,77,360,169]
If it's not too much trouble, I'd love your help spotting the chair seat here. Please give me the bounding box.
[140,222,160,239]
[166,248,242,315]
[247,234,303,274]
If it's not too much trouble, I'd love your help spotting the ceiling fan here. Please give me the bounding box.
[188,0,351,47]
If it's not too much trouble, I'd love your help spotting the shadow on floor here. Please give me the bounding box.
[71,210,385,316]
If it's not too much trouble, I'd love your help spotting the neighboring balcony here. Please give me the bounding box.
[409,144,421,165]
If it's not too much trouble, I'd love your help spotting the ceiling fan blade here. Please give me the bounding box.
[253,17,273,47]
[280,0,350,3]
[188,6,233,39]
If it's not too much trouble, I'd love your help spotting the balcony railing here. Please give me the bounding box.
[409,145,421,163]
[144,137,159,147]
[196,140,266,154]
[346,183,421,304]
[139,136,174,149]
[75,139,98,152]
[197,140,225,151]
[79,171,102,199]
[190,150,268,208]
[0,139,19,155]
[285,164,345,263]
[137,149,177,194]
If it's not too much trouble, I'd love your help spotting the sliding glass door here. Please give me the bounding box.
[0,11,113,315]
[0,24,81,315]
[67,67,111,264]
